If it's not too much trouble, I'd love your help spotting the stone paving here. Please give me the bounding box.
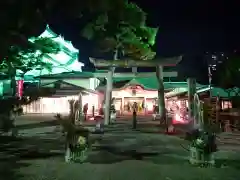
[0,114,240,180]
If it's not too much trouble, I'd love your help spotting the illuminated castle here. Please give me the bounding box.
[25,25,84,77]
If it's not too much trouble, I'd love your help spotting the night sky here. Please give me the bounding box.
[48,0,240,81]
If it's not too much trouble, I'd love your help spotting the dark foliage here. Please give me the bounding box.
[212,54,240,89]
[81,1,158,61]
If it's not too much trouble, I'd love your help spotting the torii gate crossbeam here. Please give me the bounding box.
[94,72,178,78]
[90,56,183,125]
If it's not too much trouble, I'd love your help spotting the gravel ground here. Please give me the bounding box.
[1,114,240,180]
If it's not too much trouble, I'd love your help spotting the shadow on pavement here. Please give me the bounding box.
[17,120,58,130]
[146,154,188,166]
[89,146,190,166]
[0,136,30,179]
[150,156,240,169]
[0,135,64,161]
[88,151,132,164]
[89,145,160,164]
[0,134,65,179]
[0,161,29,180]
[215,159,240,169]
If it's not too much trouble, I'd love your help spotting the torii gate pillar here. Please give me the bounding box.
[105,68,114,125]
[156,65,166,121]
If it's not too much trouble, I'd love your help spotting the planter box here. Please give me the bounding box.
[189,146,215,166]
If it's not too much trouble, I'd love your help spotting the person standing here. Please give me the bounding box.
[132,102,137,129]
[83,103,88,121]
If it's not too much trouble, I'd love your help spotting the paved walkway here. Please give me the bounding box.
[1,114,240,179]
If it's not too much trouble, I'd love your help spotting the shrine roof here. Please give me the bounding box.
[113,77,194,90]
[97,76,200,90]
[40,80,96,95]
[166,86,240,98]
[197,87,240,98]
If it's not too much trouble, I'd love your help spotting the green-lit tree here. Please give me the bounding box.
[0,0,125,61]
[0,0,128,77]
[81,1,158,125]
[0,0,128,131]
[0,37,60,96]
[0,37,60,135]
[0,0,63,135]
[82,2,157,61]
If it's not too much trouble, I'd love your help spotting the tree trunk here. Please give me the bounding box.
[104,49,118,125]
[104,68,113,125]
[8,62,16,97]
[156,65,166,127]
[0,62,17,134]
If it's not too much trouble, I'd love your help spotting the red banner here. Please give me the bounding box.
[16,80,24,98]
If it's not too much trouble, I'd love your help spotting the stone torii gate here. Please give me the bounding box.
[90,56,183,125]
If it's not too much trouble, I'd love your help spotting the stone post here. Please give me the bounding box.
[156,65,166,125]
[104,68,113,125]
[187,78,196,120]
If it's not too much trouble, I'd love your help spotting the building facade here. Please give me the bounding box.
[23,79,99,114]
[96,76,201,115]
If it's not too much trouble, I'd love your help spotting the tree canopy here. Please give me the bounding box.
[0,37,61,76]
[81,1,158,61]
[0,0,157,75]
[0,0,129,63]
